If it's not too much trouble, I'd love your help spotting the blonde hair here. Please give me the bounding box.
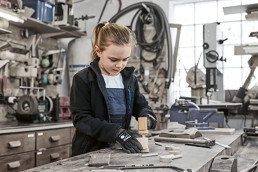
[91,21,136,60]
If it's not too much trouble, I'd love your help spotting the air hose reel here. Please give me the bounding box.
[109,2,173,89]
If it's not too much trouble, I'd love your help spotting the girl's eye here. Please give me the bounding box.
[111,59,117,62]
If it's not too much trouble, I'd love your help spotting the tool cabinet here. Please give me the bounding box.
[0,122,74,172]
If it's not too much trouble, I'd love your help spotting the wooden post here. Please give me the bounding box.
[137,117,149,152]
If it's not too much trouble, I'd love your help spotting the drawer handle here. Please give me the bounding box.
[8,161,20,169]
[8,141,21,148]
[50,135,61,142]
[50,153,60,160]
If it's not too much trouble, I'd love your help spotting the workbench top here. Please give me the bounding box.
[0,121,73,134]
[23,129,243,172]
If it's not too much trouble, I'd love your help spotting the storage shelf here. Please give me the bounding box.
[0,6,85,38]
[10,17,85,38]
[59,24,80,31]
[11,17,61,33]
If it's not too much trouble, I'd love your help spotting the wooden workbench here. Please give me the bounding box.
[23,129,243,172]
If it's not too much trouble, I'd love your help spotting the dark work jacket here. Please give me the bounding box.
[70,58,156,156]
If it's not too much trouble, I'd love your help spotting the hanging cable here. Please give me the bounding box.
[109,2,173,89]
[97,0,109,23]
[118,0,122,12]
[98,0,123,23]
[135,6,165,67]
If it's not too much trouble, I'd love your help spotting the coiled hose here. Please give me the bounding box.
[109,2,173,89]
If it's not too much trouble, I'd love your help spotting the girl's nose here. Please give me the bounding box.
[116,62,122,68]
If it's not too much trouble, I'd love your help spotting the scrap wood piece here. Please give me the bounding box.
[138,117,149,153]
[138,117,148,131]
[159,154,183,162]
[88,153,111,167]
[165,145,181,151]
[141,153,158,157]
[136,137,148,149]
[155,142,163,146]
[183,128,202,138]
[159,128,202,139]
[169,150,181,155]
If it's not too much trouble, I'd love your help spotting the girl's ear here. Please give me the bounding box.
[95,46,101,56]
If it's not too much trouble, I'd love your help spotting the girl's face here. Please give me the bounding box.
[96,44,131,76]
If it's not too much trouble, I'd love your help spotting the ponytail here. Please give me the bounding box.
[91,21,136,60]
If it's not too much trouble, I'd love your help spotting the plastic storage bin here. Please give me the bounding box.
[42,1,54,23]
[23,0,54,24]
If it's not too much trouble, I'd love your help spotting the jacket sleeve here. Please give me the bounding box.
[132,76,156,120]
[70,73,121,143]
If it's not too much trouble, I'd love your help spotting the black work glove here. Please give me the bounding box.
[147,115,157,129]
[115,129,143,153]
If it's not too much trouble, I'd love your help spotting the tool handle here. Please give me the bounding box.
[154,137,207,144]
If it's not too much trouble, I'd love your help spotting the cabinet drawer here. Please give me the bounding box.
[0,132,35,156]
[36,145,70,166]
[0,152,35,172]
[36,128,70,149]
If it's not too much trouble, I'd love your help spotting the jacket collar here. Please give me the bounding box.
[89,58,135,80]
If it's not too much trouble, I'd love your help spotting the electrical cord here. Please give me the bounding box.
[97,0,109,23]
[134,7,165,65]
[109,2,173,89]
[118,0,122,12]
[98,0,123,23]
[129,9,141,30]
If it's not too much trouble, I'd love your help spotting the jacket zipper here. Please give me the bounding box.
[128,88,131,112]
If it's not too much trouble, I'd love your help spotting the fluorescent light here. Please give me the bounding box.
[0,11,24,23]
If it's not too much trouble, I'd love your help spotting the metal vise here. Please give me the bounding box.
[170,101,224,129]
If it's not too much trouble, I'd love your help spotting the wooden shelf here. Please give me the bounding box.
[0,6,85,38]
[9,16,85,38]
[59,24,80,31]
[11,17,61,33]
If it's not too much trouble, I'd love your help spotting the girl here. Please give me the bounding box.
[70,21,156,156]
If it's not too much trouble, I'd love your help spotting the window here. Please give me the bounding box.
[169,0,258,102]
